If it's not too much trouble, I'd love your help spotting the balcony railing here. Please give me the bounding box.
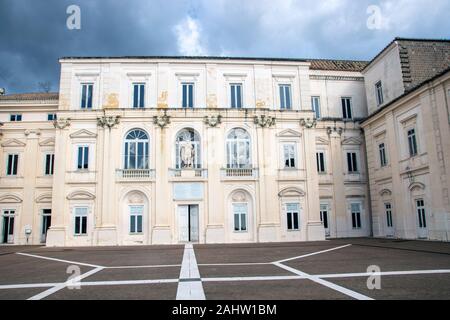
[169,168,208,178]
[116,169,155,180]
[221,168,259,179]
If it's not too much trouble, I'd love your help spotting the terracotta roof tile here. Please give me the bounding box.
[0,92,59,101]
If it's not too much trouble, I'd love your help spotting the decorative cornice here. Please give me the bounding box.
[53,118,71,129]
[153,115,171,129]
[254,115,276,128]
[97,115,121,129]
[309,75,364,82]
[300,118,317,129]
[204,115,222,127]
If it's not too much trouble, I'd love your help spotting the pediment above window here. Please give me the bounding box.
[379,189,392,197]
[66,190,96,200]
[36,193,53,203]
[277,129,302,138]
[39,137,55,147]
[1,139,26,147]
[0,194,22,203]
[278,187,305,197]
[70,129,97,139]
[341,137,362,145]
[315,137,330,145]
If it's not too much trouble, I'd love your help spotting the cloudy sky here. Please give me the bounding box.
[1,0,449,93]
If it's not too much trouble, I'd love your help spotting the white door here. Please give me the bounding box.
[385,203,395,237]
[320,204,330,237]
[189,205,199,242]
[416,199,428,239]
[178,205,189,242]
[2,214,15,244]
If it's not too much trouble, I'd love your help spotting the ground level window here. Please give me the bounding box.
[320,204,329,229]
[233,203,247,232]
[74,207,88,235]
[130,205,143,234]
[385,203,393,228]
[286,203,299,231]
[351,203,362,229]
[416,199,426,228]
[2,210,15,244]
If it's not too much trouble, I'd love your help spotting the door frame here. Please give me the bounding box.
[415,198,428,239]
[1,210,16,244]
[320,203,330,237]
[176,203,201,243]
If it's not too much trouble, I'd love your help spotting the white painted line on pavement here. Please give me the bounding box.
[176,244,205,300]
[106,264,181,269]
[274,244,352,264]
[17,252,102,268]
[318,269,450,279]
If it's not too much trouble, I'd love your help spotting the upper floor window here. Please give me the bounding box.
[182,83,194,108]
[6,154,18,176]
[347,152,358,173]
[45,154,55,176]
[375,81,384,106]
[316,152,326,173]
[77,146,89,170]
[230,83,243,109]
[47,114,57,121]
[133,83,145,108]
[351,203,362,229]
[80,83,93,109]
[176,128,201,169]
[379,143,388,167]
[286,203,300,231]
[341,97,352,120]
[124,129,149,169]
[311,96,321,119]
[279,84,292,110]
[10,114,22,122]
[226,128,251,169]
[407,128,418,157]
[283,143,296,168]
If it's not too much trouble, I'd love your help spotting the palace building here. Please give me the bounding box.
[0,38,449,246]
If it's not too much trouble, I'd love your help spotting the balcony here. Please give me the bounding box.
[168,168,208,179]
[221,168,259,180]
[116,169,155,181]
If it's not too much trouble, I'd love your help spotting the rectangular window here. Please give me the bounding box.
[311,96,321,119]
[385,203,393,228]
[316,152,326,173]
[133,83,145,108]
[129,205,143,234]
[283,143,296,168]
[379,143,387,167]
[74,207,88,235]
[407,128,418,157]
[320,204,329,229]
[182,83,194,108]
[347,152,358,173]
[279,84,292,110]
[351,203,362,229]
[10,114,22,122]
[230,83,243,109]
[80,83,93,109]
[416,199,426,228]
[77,146,89,170]
[6,154,18,176]
[47,114,57,121]
[286,203,300,230]
[341,97,352,120]
[375,81,384,106]
[45,154,55,176]
[233,203,247,232]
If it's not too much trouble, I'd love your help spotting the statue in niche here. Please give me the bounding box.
[179,141,195,168]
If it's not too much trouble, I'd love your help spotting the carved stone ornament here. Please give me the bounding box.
[300,118,317,129]
[153,115,171,129]
[204,115,222,127]
[97,115,120,129]
[326,126,343,136]
[53,118,71,129]
[254,115,276,128]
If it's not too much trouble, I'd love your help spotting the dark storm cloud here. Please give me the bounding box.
[0,0,449,93]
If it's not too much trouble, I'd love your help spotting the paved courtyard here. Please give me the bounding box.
[0,238,449,300]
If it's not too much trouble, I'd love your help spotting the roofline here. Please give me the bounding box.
[360,66,450,125]
[362,37,450,73]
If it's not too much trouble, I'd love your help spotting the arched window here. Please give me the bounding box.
[124,129,149,169]
[226,128,251,168]
[175,129,201,169]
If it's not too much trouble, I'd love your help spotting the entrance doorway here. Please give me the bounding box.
[320,204,330,237]
[416,199,428,239]
[2,210,15,244]
[41,209,52,243]
[178,205,199,242]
